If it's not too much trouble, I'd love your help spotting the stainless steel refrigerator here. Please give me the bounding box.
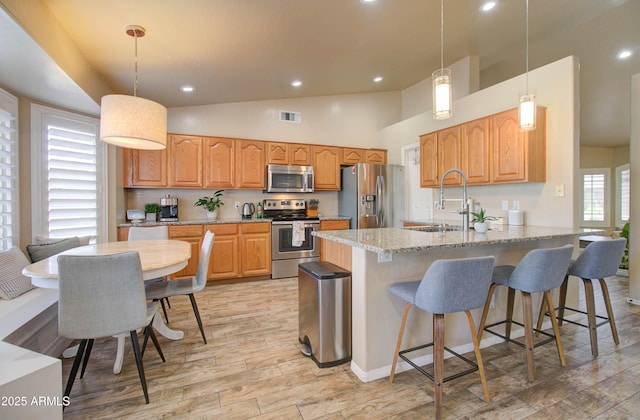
[338,164,405,229]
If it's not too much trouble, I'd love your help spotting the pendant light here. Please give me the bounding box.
[432,0,452,120]
[100,25,167,150]
[519,0,536,131]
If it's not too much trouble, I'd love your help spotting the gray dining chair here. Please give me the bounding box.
[128,226,172,322]
[58,251,165,405]
[478,244,574,381]
[388,256,495,419]
[537,238,626,357]
[144,230,215,345]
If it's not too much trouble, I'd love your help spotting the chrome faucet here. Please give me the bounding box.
[434,168,470,231]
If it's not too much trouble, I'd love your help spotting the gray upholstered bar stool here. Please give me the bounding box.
[478,244,573,381]
[536,238,626,357]
[388,256,495,420]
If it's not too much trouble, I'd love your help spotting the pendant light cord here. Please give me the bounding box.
[133,30,139,97]
[525,0,529,93]
[440,0,444,71]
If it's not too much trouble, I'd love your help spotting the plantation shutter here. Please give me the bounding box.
[0,98,18,250]
[582,172,605,222]
[619,167,630,223]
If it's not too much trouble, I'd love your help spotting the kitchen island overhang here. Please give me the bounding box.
[313,226,602,383]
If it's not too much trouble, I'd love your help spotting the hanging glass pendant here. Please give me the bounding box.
[519,93,536,131]
[432,68,452,120]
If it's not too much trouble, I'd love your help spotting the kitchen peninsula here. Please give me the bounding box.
[313,225,600,382]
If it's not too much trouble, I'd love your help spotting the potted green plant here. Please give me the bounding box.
[619,222,629,271]
[471,208,496,233]
[144,203,161,222]
[194,190,224,219]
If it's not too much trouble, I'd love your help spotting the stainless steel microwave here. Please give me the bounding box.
[266,164,314,193]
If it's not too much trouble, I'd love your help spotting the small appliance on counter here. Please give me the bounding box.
[160,194,179,221]
[126,209,145,223]
[239,202,256,219]
[306,199,319,218]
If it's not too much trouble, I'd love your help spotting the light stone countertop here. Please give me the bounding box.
[117,216,349,227]
[313,225,605,255]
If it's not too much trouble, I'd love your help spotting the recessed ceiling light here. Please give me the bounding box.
[617,50,633,60]
[291,80,302,88]
[180,85,195,93]
[480,1,497,12]
[360,0,376,3]
[373,76,384,83]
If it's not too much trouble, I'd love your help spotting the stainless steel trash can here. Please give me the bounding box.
[298,261,351,368]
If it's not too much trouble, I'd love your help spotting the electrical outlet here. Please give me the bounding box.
[234,201,240,209]
[502,200,509,211]
[512,200,520,211]
[377,252,392,263]
[555,184,565,197]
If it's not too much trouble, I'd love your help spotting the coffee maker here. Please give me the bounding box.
[160,194,179,221]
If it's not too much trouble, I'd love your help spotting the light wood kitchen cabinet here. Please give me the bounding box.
[168,225,204,278]
[438,126,462,186]
[124,148,168,187]
[342,148,366,165]
[312,145,341,190]
[239,223,271,277]
[289,144,312,165]
[169,134,203,187]
[206,223,240,280]
[462,118,491,185]
[419,133,438,187]
[491,107,546,183]
[204,137,235,188]
[266,142,289,165]
[319,219,351,270]
[366,149,387,164]
[235,140,265,189]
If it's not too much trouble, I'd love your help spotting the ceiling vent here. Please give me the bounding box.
[279,110,302,123]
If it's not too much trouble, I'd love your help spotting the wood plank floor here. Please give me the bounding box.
[62,275,640,419]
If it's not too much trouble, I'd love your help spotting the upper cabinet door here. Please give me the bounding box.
[419,133,438,188]
[342,148,365,165]
[312,146,341,190]
[169,135,203,187]
[266,142,289,165]
[438,126,462,186]
[235,140,265,189]
[289,144,312,166]
[204,137,235,188]
[365,149,387,164]
[462,118,491,185]
[129,148,167,187]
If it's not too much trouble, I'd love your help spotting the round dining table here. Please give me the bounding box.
[22,239,192,374]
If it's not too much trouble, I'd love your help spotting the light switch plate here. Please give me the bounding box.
[378,252,392,263]
[502,200,509,210]
[555,184,565,197]
[512,200,520,211]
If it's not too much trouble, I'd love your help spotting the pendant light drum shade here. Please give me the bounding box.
[432,68,452,120]
[100,94,167,150]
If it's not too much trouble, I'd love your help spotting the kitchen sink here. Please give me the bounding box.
[403,224,464,233]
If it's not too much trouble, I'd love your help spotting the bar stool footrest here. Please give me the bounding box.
[544,306,611,329]
[484,320,556,348]
[398,342,478,383]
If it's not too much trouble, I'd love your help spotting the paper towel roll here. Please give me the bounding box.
[508,210,524,226]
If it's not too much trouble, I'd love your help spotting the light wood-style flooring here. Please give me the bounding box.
[62,275,640,419]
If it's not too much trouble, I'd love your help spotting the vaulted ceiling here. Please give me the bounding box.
[1,0,638,147]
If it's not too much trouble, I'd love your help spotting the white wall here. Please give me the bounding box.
[168,91,401,147]
[628,73,639,301]
[379,56,580,228]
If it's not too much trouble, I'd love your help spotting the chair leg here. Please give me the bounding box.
[582,277,599,357]
[557,275,569,325]
[130,330,150,404]
[389,302,412,383]
[521,292,536,381]
[465,310,491,403]
[79,339,94,379]
[478,283,499,341]
[599,277,620,345]
[536,293,547,332]
[188,294,207,344]
[165,296,171,308]
[544,290,566,367]
[433,313,445,420]
[159,298,170,324]
[144,324,165,362]
[505,288,516,339]
[64,340,88,401]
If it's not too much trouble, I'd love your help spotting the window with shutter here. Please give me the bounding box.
[616,164,630,229]
[30,104,105,242]
[579,168,610,228]
[0,89,18,250]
